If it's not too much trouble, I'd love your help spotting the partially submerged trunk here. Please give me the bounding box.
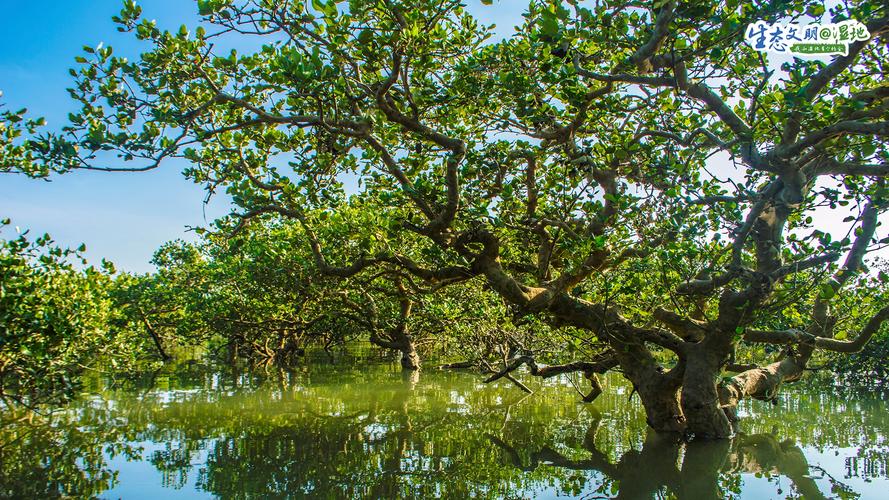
[680,341,733,439]
[398,339,421,371]
[634,379,686,434]
[620,355,686,435]
[369,287,421,371]
[483,297,888,440]
[369,328,421,371]
[340,278,422,371]
[459,192,887,440]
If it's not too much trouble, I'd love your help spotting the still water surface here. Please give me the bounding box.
[1,359,887,499]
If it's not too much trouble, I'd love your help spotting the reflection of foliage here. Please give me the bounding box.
[149,443,201,490]
[0,408,142,498]
[2,361,888,498]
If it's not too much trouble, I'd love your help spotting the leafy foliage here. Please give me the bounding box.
[2,0,889,436]
[0,221,138,406]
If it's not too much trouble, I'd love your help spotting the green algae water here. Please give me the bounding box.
[1,358,887,499]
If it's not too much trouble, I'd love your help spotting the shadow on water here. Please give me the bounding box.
[1,358,887,498]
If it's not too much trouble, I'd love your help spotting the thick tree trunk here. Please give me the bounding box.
[399,340,421,371]
[681,342,733,439]
[636,383,686,434]
[370,330,421,371]
[620,354,687,434]
[367,282,422,371]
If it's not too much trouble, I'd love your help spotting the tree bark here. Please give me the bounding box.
[364,280,422,371]
[632,370,687,434]
[681,342,733,439]
[399,340,421,371]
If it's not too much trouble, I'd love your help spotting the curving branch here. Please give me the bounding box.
[630,1,677,73]
[483,352,618,383]
[813,304,889,353]
[811,157,889,177]
[775,121,889,159]
[654,308,708,342]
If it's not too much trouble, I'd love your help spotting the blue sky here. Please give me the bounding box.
[1,1,223,273]
[0,1,524,273]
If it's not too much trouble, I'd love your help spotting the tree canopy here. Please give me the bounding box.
[2,0,889,438]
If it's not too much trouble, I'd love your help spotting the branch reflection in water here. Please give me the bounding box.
[1,358,886,498]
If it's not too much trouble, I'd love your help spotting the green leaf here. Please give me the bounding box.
[539,12,560,38]
[861,142,876,157]
[806,4,825,18]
